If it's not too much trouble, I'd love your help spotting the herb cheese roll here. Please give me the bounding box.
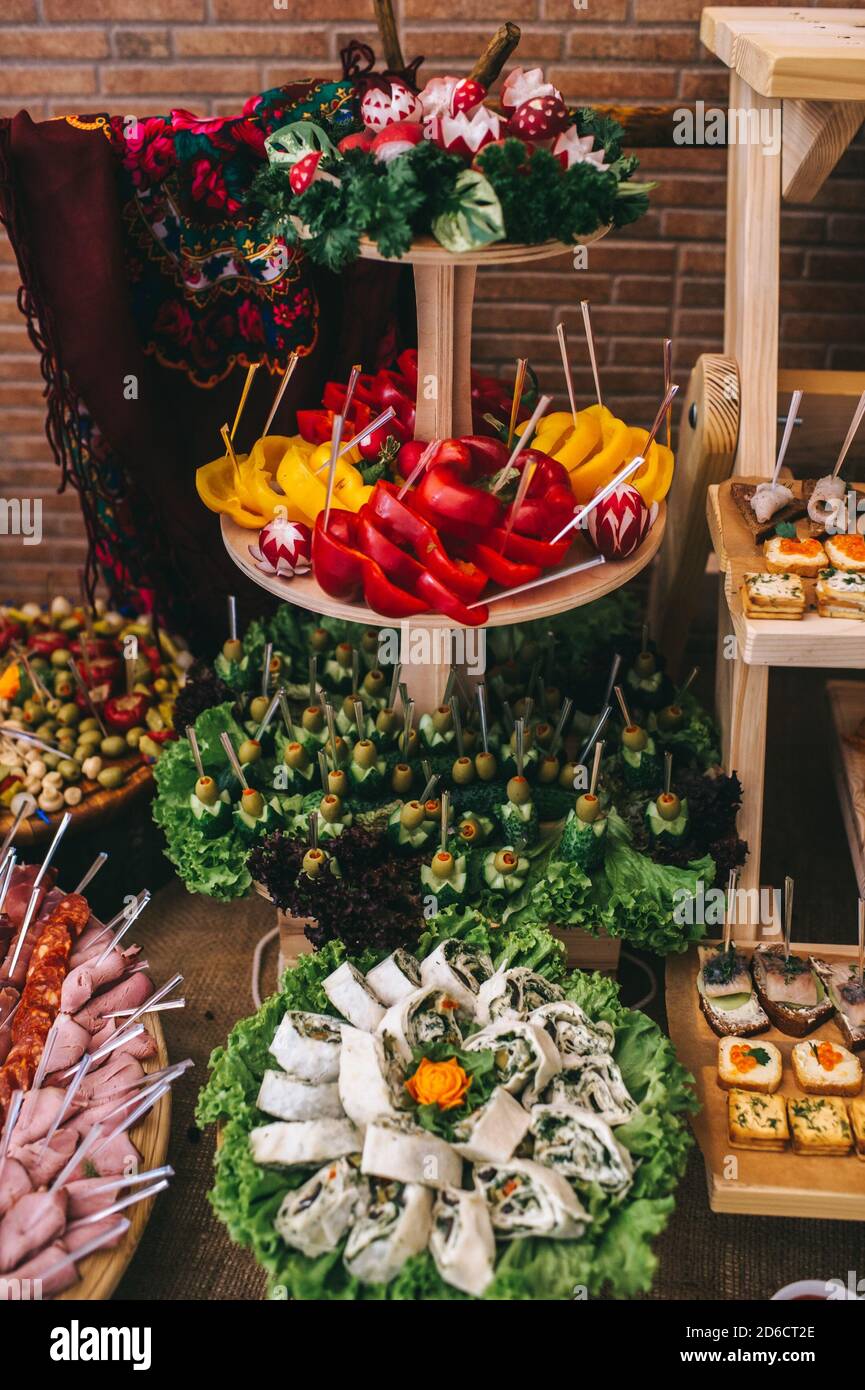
[451,1086,531,1163]
[419,939,494,1017]
[269,1011,342,1083]
[361,1116,463,1190]
[474,1157,589,1240]
[249,1117,362,1168]
[377,987,463,1065]
[257,1069,345,1122]
[365,949,422,1007]
[343,1179,433,1285]
[430,1188,496,1297]
[531,999,615,1060]
[476,968,564,1024]
[529,1105,634,1195]
[274,1156,368,1257]
[338,1026,407,1128]
[541,1053,636,1127]
[463,1018,561,1099]
[323,961,385,1032]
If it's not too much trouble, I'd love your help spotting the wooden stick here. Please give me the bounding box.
[556,323,578,427]
[723,868,737,952]
[469,553,605,608]
[613,685,632,727]
[772,390,802,485]
[581,301,603,410]
[784,875,794,960]
[372,0,404,71]
[230,362,260,442]
[831,388,865,479]
[262,351,299,439]
[342,364,362,424]
[492,394,552,495]
[663,338,673,450]
[187,727,204,779]
[589,739,603,796]
[663,749,673,796]
[397,437,439,499]
[220,424,242,488]
[469,22,521,86]
[227,595,238,643]
[507,358,528,448]
[858,897,864,982]
[322,414,344,531]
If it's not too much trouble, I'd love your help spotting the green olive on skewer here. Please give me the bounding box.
[302,847,327,878]
[285,742,310,770]
[537,754,559,784]
[391,762,413,795]
[238,738,261,766]
[493,848,519,877]
[195,775,218,806]
[240,787,263,818]
[475,749,497,782]
[248,695,269,724]
[327,769,349,799]
[319,793,343,824]
[352,739,377,770]
[222,637,243,663]
[363,668,386,699]
[430,850,455,881]
[376,707,400,736]
[621,724,648,753]
[302,706,324,734]
[400,800,425,831]
[506,775,532,806]
[310,627,330,653]
[576,792,602,823]
[452,755,475,786]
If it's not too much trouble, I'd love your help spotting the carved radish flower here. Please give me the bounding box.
[553,127,610,171]
[371,120,425,162]
[434,106,502,160]
[360,80,423,133]
[500,66,559,113]
[586,483,655,560]
[508,95,570,142]
[249,516,312,578]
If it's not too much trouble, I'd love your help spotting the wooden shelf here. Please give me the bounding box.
[708,479,865,668]
[701,7,865,100]
[356,230,608,267]
[827,678,865,896]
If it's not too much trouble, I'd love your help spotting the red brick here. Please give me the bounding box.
[567,27,696,61]
[651,175,726,207]
[591,242,677,274]
[474,303,554,334]
[404,0,538,16]
[780,211,826,244]
[826,213,865,245]
[638,147,726,173]
[212,0,369,16]
[678,69,730,101]
[100,64,260,96]
[544,0,627,18]
[807,249,865,280]
[828,346,865,371]
[113,29,171,61]
[403,27,562,61]
[0,0,37,17]
[44,0,203,16]
[784,313,865,344]
[0,357,43,382]
[3,66,96,97]
[678,277,724,308]
[174,27,330,59]
[0,29,108,59]
[782,281,865,313]
[551,65,680,100]
[475,271,612,301]
[679,245,724,275]
[661,208,726,240]
[0,384,45,409]
[614,275,675,306]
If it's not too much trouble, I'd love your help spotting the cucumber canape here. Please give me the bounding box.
[233,787,285,842]
[387,799,437,852]
[189,775,232,838]
[420,849,468,906]
[483,846,529,894]
[418,706,456,750]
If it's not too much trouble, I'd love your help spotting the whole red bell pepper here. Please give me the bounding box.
[461,435,510,477]
[368,483,487,602]
[518,448,571,496]
[104,692,149,731]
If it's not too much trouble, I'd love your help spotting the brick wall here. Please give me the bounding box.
[1,0,863,601]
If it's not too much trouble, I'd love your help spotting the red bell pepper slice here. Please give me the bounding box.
[455,541,541,588]
[312,511,365,601]
[461,435,510,477]
[412,465,502,541]
[486,528,571,568]
[322,379,374,412]
[367,483,487,602]
[104,692,149,731]
[357,509,487,622]
[395,349,418,389]
[357,507,425,593]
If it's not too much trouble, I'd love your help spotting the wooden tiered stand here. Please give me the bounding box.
[225,232,672,978]
[656,8,865,911]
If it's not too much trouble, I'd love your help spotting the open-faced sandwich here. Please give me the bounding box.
[791,1038,863,1097]
[727,1089,789,1152]
[752,945,833,1037]
[786,1095,853,1157]
[824,533,865,573]
[815,568,865,621]
[717,1036,782,1093]
[810,957,865,1051]
[697,943,768,1038]
[762,535,827,577]
[740,572,805,622]
[849,1097,865,1161]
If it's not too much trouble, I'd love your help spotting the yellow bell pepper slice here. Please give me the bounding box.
[195,454,270,529]
[517,408,603,472]
[627,428,675,506]
[306,444,372,512]
[276,448,327,526]
[568,411,632,505]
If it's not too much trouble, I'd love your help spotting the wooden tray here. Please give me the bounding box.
[708,478,865,667]
[357,231,608,267]
[0,756,153,848]
[56,1010,171,1299]
[826,678,865,897]
[667,941,865,1220]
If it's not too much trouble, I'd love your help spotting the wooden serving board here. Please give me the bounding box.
[666,942,865,1220]
[708,478,865,667]
[0,756,153,848]
[56,1011,171,1300]
[357,231,608,267]
[826,678,865,897]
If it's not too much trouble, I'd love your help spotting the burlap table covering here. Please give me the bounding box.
[113,872,865,1301]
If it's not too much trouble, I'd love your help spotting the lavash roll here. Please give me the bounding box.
[361,1116,463,1190]
[274,1156,368,1257]
[476,968,564,1024]
[377,987,463,1065]
[474,1157,589,1240]
[338,1026,406,1127]
[541,1053,636,1127]
[257,1069,344,1122]
[269,1011,342,1083]
[529,1104,634,1195]
[531,1000,615,1061]
[249,1117,361,1168]
[463,1018,561,1098]
[365,949,421,1007]
[430,1188,496,1297]
[323,961,385,1031]
[420,939,494,1017]
[343,1179,433,1285]
[451,1085,531,1163]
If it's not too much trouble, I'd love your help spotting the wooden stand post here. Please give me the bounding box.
[413,262,477,439]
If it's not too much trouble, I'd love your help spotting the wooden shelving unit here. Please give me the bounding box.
[827,679,865,897]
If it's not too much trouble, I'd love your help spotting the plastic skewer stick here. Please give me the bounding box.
[388,662,402,710]
[261,351,299,439]
[341,363,362,424]
[550,696,574,758]
[50,1123,105,1192]
[469,553,606,608]
[227,595,238,643]
[353,699,365,737]
[230,361,260,442]
[278,689,295,740]
[831,389,865,479]
[74,852,108,897]
[0,724,63,758]
[104,998,185,1019]
[38,1221,130,1279]
[316,407,397,472]
[578,704,612,768]
[581,300,603,409]
[602,654,622,713]
[308,810,319,851]
[220,424,242,487]
[784,875,794,960]
[477,685,490,755]
[38,1054,92,1154]
[420,772,439,804]
[492,394,552,496]
[86,1164,175,1195]
[663,750,673,797]
[317,750,329,793]
[94,1063,190,1126]
[663,338,673,450]
[102,972,183,1035]
[723,869,738,953]
[73,1179,170,1226]
[556,323,578,426]
[676,666,700,702]
[397,437,440,501]
[261,642,273,700]
[187,727,205,780]
[507,357,528,448]
[440,790,450,853]
[86,889,147,947]
[613,685,632,728]
[450,697,464,757]
[93,1080,172,1153]
[59,1023,145,1080]
[254,688,282,741]
[0,851,16,914]
[772,391,803,486]
[308,655,317,707]
[94,891,151,966]
[322,414,344,532]
[220,731,249,790]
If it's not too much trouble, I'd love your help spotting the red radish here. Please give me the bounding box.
[420,76,461,121]
[552,126,610,171]
[249,517,312,578]
[586,484,655,560]
[508,96,570,142]
[435,107,502,160]
[361,80,423,133]
[451,78,486,115]
[371,120,425,163]
[289,150,336,195]
[501,66,559,113]
[339,129,375,153]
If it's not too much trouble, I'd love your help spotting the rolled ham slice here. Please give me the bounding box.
[12,1085,77,1147]
[0,1188,67,1272]
[60,947,138,1015]
[0,1158,32,1219]
[72,971,153,1032]
[65,1176,122,1220]
[0,1241,77,1299]
[63,1214,128,1254]
[10,1127,78,1189]
[42,1014,91,1075]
